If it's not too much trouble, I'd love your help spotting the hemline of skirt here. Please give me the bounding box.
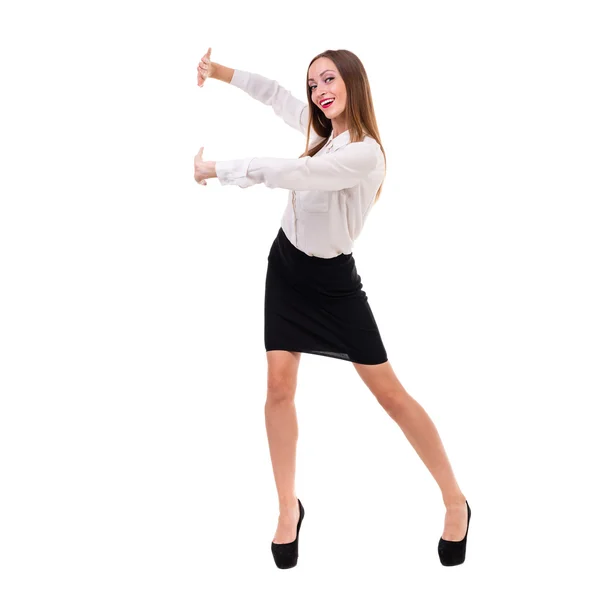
[265,346,389,365]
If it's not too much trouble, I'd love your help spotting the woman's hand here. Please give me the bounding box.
[197,47,214,88]
[194,146,216,186]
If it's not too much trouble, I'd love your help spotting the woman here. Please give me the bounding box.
[194,47,471,569]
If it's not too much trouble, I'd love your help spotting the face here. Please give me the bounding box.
[308,57,347,120]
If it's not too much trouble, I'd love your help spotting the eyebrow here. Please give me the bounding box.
[307,70,335,83]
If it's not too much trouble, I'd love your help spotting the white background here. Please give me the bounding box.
[1,0,599,598]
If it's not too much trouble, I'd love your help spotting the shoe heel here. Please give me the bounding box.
[271,498,305,569]
[438,499,471,566]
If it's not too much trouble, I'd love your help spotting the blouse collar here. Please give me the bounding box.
[324,129,350,152]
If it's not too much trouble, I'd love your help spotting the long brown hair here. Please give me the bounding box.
[299,49,386,204]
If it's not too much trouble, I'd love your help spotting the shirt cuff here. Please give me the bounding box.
[229,69,251,91]
[215,157,254,186]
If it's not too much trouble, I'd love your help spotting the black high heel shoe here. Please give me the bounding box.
[271,498,305,569]
[438,499,471,566]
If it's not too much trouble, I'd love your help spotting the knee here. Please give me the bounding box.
[377,390,410,414]
[266,377,296,403]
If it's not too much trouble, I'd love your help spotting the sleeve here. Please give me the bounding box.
[229,69,318,139]
[214,141,380,192]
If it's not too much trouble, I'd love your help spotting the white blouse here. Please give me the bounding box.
[214,69,385,259]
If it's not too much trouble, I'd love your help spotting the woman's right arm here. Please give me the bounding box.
[221,67,319,139]
[201,55,319,140]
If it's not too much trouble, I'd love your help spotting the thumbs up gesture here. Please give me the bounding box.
[197,47,213,88]
[194,146,216,186]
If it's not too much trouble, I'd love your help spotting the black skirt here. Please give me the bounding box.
[264,227,388,365]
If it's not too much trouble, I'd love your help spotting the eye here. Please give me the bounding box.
[309,76,334,91]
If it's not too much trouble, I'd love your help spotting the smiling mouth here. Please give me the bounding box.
[320,99,335,109]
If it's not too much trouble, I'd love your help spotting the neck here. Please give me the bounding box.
[331,115,348,139]
[331,125,348,139]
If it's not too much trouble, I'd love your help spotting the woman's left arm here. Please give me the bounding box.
[213,142,381,191]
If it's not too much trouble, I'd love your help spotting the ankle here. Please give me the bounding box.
[278,497,299,513]
[443,493,466,508]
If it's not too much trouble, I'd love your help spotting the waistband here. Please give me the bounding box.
[277,227,352,266]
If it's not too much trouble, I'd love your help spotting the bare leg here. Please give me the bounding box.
[265,351,302,543]
[353,360,468,541]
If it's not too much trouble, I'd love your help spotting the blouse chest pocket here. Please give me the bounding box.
[294,190,329,213]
